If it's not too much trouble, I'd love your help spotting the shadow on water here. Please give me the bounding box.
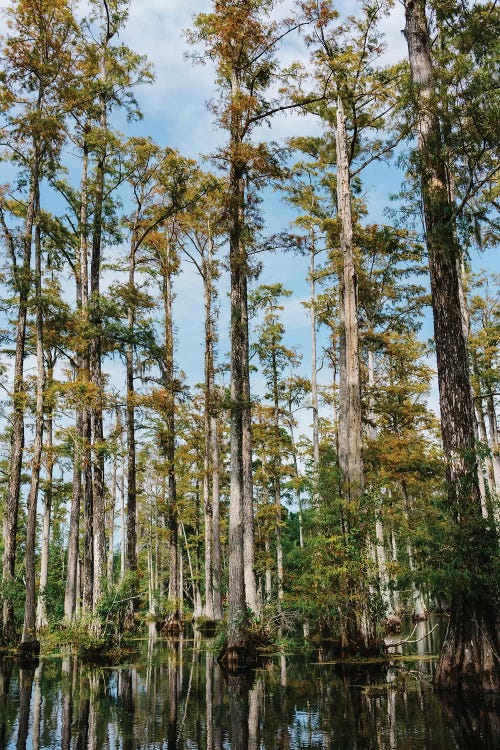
[438,692,500,750]
[0,623,498,750]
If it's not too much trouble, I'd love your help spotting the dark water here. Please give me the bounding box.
[0,620,498,750]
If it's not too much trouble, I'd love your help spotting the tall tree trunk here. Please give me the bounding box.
[126,230,138,622]
[336,96,364,511]
[65,409,82,621]
[401,481,427,620]
[163,235,181,633]
[2,147,39,641]
[203,247,215,620]
[64,136,86,621]
[78,139,94,616]
[36,362,55,632]
[224,67,251,665]
[242,274,258,613]
[21,212,45,653]
[107,440,117,585]
[475,396,496,497]
[288,419,304,549]
[21,209,45,652]
[211,412,223,620]
[120,457,126,582]
[375,516,393,619]
[90,44,110,614]
[404,0,499,692]
[335,96,366,651]
[485,391,500,489]
[272,351,284,608]
[310,239,320,478]
[457,263,492,521]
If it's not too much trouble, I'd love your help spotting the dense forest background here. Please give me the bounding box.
[0,0,498,690]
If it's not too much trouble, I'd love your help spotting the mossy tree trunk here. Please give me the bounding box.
[404,0,499,692]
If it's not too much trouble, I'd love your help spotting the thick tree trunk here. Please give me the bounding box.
[310,242,320,477]
[64,410,82,621]
[65,139,87,621]
[457,263,492,520]
[203,252,215,620]
[2,153,39,642]
[90,47,109,614]
[211,413,223,620]
[79,141,94,616]
[223,67,253,667]
[401,481,427,620]
[485,391,500,489]
[107,432,118,585]
[36,369,54,632]
[126,231,138,624]
[335,97,367,651]
[272,352,284,608]
[375,516,393,619]
[226,230,248,660]
[120,459,126,582]
[163,236,181,633]
[242,274,258,614]
[476,397,496,497]
[82,402,93,614]
[288,420,304,549]
[336,96,364,508]
[265,540,272,604]
[21,216,45,653]
[404,0,499,692]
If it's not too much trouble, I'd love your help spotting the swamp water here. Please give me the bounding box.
[0,620,498,750]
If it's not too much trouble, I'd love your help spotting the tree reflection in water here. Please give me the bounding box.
[0,635,498,749]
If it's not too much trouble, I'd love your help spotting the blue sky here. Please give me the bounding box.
[0,0,496,440]
[114,0,410,402]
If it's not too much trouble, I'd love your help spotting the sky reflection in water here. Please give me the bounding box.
[0,623,498,750]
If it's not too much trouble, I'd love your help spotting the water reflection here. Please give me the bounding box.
[0,625,498,749]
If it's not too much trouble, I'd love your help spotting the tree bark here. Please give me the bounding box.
[107,436,118,585]
[78,139,94,616]
[36,362,55,632]
[335,96,366,651]
[21,211,45,652]
[310,239,320,477]
[404,0,499,692]
[485,391,500,489]
[2,146,39,641]
[242,273,259,614]
[163,234,181,632]
[211,412,223,620]
[336,96,364,508]
[203,246,215,620]
[64,409,82,621]
[272,348,284,608]
[90,41,110,614]
[126,230,138,625]
[224,67,252,665]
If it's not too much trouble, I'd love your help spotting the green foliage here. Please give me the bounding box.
[97,573,139,644]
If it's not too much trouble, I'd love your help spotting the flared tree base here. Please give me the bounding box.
[218,642,257,671]
[16,639,40,667]
[162,615,183,637]
[435,595,499,693]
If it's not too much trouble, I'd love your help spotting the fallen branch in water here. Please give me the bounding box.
[385,622,439,650]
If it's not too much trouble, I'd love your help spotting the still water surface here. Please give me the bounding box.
[0,620,498,749]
